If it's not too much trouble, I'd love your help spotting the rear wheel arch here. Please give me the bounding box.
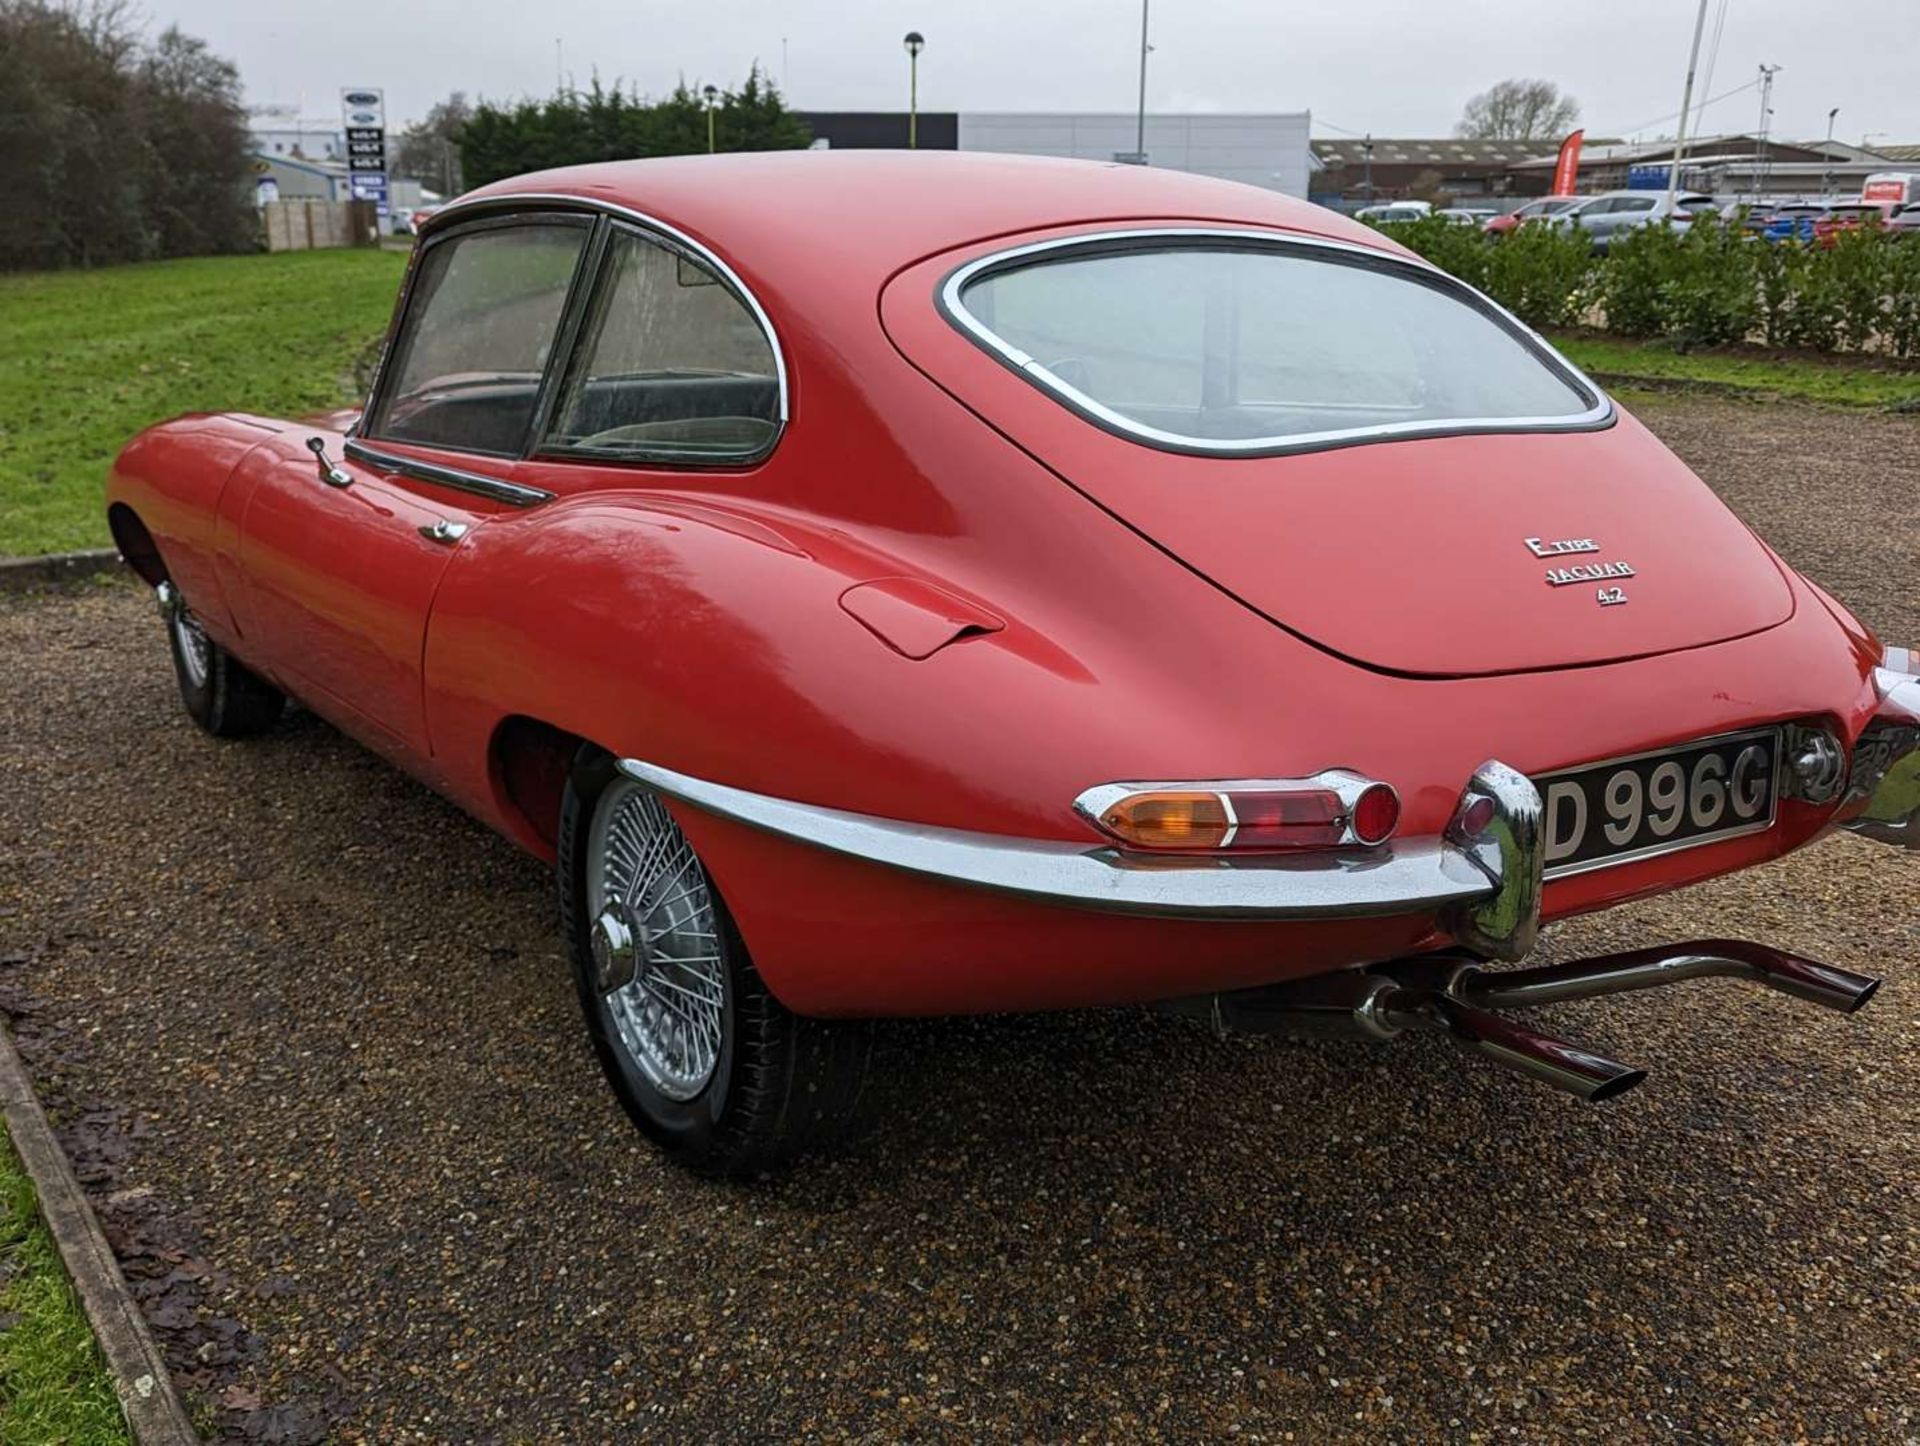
[108,503,166,587]
[488,715,601,857]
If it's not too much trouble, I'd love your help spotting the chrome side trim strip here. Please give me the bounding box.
[416,191,790,426]
[617,758,1496,922]
[938,227,1614,458]
[343,439,555,507]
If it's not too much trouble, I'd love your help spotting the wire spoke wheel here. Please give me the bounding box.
[170,600,212,690]
[587,780,726,1101]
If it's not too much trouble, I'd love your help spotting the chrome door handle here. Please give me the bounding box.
[305,437,352,488]
[418,519,470,545]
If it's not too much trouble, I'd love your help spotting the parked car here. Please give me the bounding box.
[105,153,1913,1175]
[1483,196,1582,236]
[1763,202,1829,244]
[1556,190,1717,253]
[386,208,416,236]
[1812,200,1898,247]
[1891,201,1920,234]
[1354,201,1431,224]
[1433,208,1487,225]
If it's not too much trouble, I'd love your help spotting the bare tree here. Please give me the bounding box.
[393,93,472,196]
[1455,79,1580,141]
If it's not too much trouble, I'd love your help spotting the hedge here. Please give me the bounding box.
[1369,214,1920,361]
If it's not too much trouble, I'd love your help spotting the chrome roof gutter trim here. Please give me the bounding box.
[617,757,1534,929]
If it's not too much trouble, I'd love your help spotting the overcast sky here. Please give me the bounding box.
[158,0,1912,149]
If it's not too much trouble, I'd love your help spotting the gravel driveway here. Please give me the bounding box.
[3,397,1917,1442]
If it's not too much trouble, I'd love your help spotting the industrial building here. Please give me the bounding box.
[800,110,1313,197]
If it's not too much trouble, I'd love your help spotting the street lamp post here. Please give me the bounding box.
[903,32,924,149]
[1754,64,1780,203]
[1135,0,1150,164]
[704,84,719,154]
[1822,106,1839,195]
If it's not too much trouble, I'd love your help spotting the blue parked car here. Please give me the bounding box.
[1763,202,1829,243]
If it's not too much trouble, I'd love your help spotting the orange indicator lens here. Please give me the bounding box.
[1097,791,1231,849]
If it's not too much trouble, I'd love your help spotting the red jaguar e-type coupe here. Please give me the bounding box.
[107,153,1917,1174]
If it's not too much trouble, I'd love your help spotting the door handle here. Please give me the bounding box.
[306,437,352,488]
[418,519,470,545]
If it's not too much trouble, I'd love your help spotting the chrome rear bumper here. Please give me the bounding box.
[620,654,1920,964]
[620,756,1545,957]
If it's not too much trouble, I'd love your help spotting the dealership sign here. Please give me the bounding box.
[341,87,388,214]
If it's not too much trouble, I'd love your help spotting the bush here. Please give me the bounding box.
[1369,214,1592,330]
[1367,215,1491,291]
[1884,238,1920,361]
[1827,226,1891,353]
[1598,223,1682,338]
[1600,221,1758,349]
[1388,202,1917,363]
[1481,220,1594,329]
[460,67,810,188]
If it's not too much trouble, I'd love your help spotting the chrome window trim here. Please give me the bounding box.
[617,757,1497,922]
[408,192,790,431]
[343,439,555,507]
[358,211,597,460]
[937,226,1614,459]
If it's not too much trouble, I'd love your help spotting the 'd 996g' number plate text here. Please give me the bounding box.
[1535,729,1779,879]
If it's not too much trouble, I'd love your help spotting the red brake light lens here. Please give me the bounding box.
[1350,783,1402,846]
[1223,789,1346,849]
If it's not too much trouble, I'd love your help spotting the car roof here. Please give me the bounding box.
[442,151,1401,296]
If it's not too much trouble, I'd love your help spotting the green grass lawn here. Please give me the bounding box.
[0,1129,132,1445]
[1552,332,1920,410]
[0,248,407,557]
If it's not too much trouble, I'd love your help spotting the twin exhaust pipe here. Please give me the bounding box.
[1210,939,1880,1103]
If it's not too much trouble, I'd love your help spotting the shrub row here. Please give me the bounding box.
[1371,214,1920,361]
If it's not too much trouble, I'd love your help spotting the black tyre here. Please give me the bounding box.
[559,750,874,1177]
[160,583,285,738]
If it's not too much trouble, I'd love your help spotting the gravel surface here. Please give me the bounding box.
[2,397,1917,1442]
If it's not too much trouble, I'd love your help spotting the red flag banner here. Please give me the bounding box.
[1550,129,1585,197]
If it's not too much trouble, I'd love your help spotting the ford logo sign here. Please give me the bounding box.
[343,90,381,105]
[350,111,380,125]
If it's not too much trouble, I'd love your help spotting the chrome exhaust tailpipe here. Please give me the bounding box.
[1208,937,1879,1104]
[1214,970,1647,1103]
[1452,939,1880,1016]
[1376,990,1647,1103]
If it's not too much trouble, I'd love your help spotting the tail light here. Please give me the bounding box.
[1075,772,1400,853]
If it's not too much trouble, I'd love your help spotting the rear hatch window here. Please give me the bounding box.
[943,233,1606,455]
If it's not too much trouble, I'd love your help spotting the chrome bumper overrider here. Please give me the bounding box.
[1841,661,1920,849]
[622,659,1920,963]
[619,757,1545,959]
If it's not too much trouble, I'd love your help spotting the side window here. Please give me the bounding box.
[1619,198,1656,214]
[541,227,780,464]
[366,220,588,456]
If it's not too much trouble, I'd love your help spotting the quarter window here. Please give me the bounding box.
[541,227,780,464]
[367,219,589,456]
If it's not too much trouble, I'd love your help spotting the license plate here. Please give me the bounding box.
[1536,728,1780,880]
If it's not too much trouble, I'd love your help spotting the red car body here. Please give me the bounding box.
[106,154,1917,1153]
[1812,200,1898,247]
